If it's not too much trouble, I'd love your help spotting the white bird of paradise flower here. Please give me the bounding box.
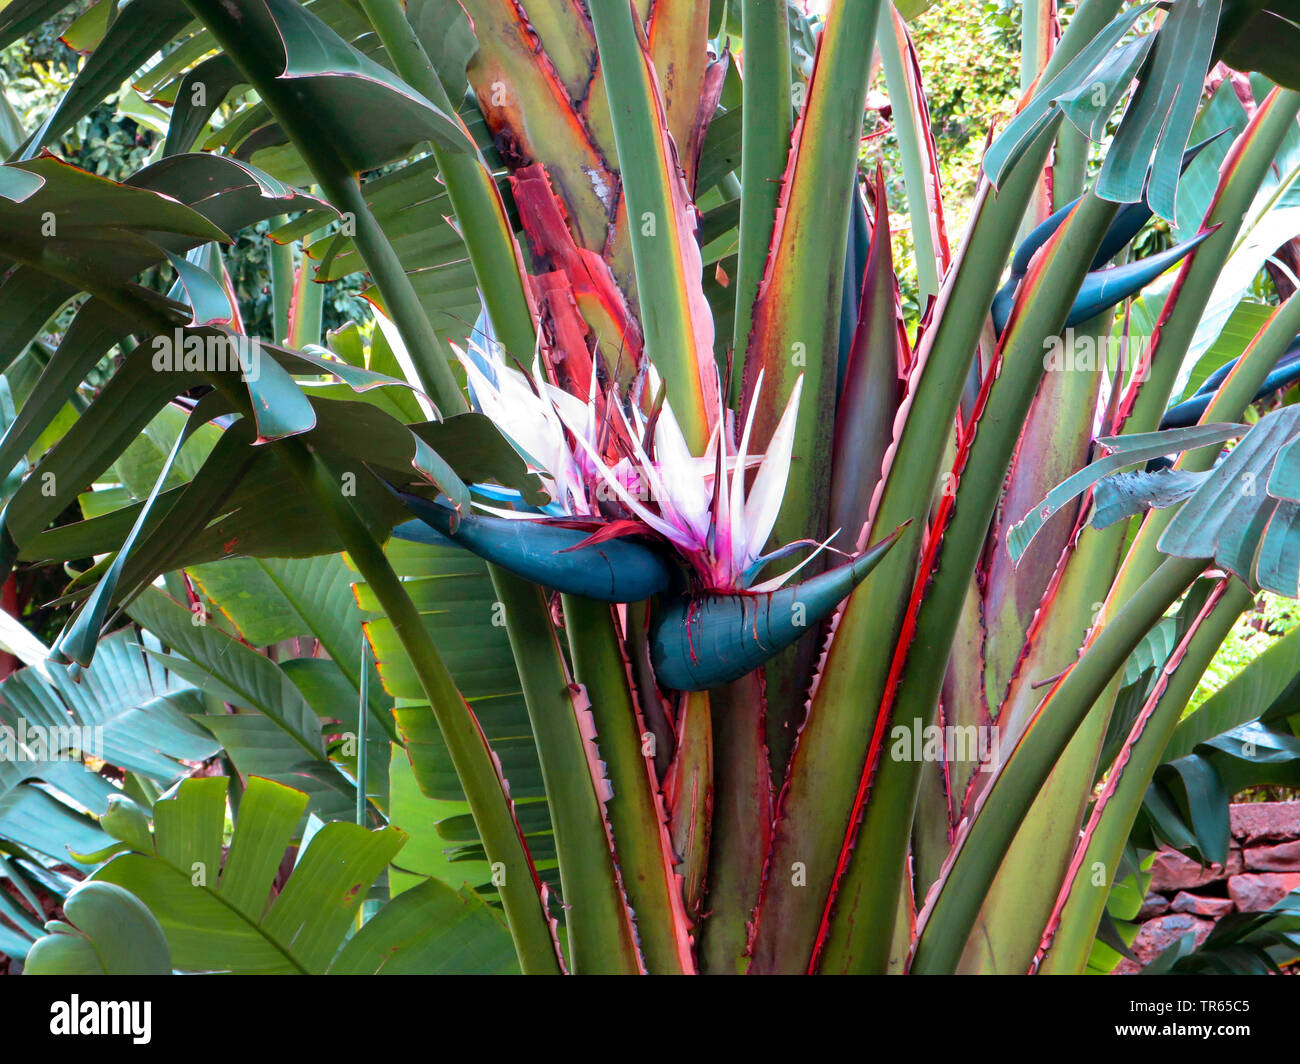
[456,338,838,594]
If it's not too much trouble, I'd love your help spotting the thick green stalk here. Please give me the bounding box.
[1017,0,1056,238]
[279,443,562,974]
[1053,124,1089,209]
[356,632,369,829]
[313,170,466,412]
[1037,580,1253,974]
[910,555,1206,974]
[729,0,792,406]
[588,0,715,451]
[268,215,294,343]
[337,8,655,976]
[287,221,329,349]
[491,571,642,974]
[1020,0,1051,94]
[1026,286,1300,975]
[755,10,1280,976]
[817,191,1120,974]
[877,2,940,305]
[666,689,712,922]
[748,123,1055,974]
[698,670,772,973]
[562,594,693,975]
[743,0,884,552]
[1215,0,1271,58]
[735,0,885,779]
[357,0,538,363]
[951,90,1300,975]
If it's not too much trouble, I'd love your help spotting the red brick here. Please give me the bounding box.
[1148,847,1240,890]
[1227,872,1300,912]
[1244,838,1300,873]
[1169,891,1234,918]
[1229,802,1300,845]
[1130,913,1214,967]
[1137,892,1170,919]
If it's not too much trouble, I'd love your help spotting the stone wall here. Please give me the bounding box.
[1117,801,1300,973]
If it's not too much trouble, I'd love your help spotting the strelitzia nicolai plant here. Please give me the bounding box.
[5,0,1300,977]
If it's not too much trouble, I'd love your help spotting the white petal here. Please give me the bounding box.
[551,390,692,549]
[743,374,804,565]
[472,502,551,520]
[653,399,712,541]
[730,368,764,573]
[747,527,837,593]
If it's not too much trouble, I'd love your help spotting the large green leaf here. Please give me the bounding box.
[92,776,426,973]
[1166,622,1300,762]
[124,587,360,819]
[1222,6,1300,91]
[984,4,1154,186]
[24,881,172,975]
[0,627,219,888]
[367,538,553,887]
[330,875,517,974]
[21,0,193,156]
[1095,0,1221,225]
[195,0,470,172]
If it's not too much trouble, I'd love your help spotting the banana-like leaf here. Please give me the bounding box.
[0,628,223,920]
[0,154,227,282]
[983,4,1155,187]
[1159,404,1300,589]
[93,775,508,973]
[0,0,81,50]
[24,880,172,975]
[329,875,518,974]
[125,587,360,820]
[1222,5,1300,91]
[1006,422,1246,561]
[1091,467,1213,529]
[16,401,534,612]
[190,0,471,173]
[0,628,216,799]
[1144,718,1300,868]
[1096,0,1222,225]
[19,0,192,157]
[1170,84,1300,394]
